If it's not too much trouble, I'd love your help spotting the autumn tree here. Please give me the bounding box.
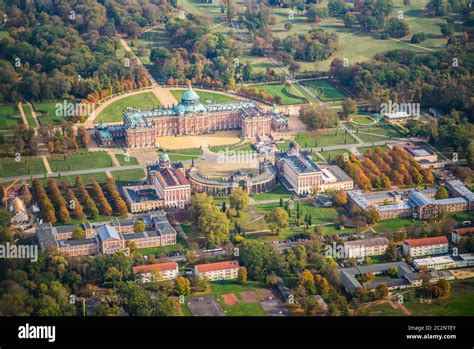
[237,267,248,285]
[265,208,289,235]
[298,269,316,295]
[229,187,250,213]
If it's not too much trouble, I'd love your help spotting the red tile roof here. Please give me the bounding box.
[405,236,448,248]
[195,261,240,273]
[132,262,178,274]
[452,227,474,236]
[153,168,189,188]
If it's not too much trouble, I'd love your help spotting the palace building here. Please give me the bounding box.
[275,142,353,196]
[122,154,191,212]
[94,86,288,149]
[187,157,277,197]
[37,211,177,257]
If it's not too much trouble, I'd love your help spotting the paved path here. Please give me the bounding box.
[42,156,52,174]
[307,139,398,152]
[0,164,145,183]
[109,151,120,167]
[17,103,29,128]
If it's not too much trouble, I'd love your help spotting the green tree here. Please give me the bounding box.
[229,187,250,213]
[133,220,146,233]
[237,267,248,285]
[174,277,191,296]
[72,227,85,240]
[265,208,289,235]
[435,187,449,200]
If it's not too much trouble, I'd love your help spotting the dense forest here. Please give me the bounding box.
[0,0,164,103]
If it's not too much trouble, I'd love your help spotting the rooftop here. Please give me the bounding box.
[195,260,240,273]
[132,262,178,274]
[404,236,448,248]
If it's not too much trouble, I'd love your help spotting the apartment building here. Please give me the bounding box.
[132,262,179,283]
[402,236,449,257]
[194,261,240,281]
[344,237,389,259]
[451,227,474,244]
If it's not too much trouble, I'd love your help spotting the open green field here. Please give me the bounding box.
[21,103,36,128]
[47,151,114,172]
[0,157,47,177]
[128,28,170,65]
[61,172,109,186]
[0,104,22,129]
[368,279,474,316]
[316,148,351,162]
[251,185,293,201]
[96,92,161,124]
[112,169,146,183]
[276,140,291,150]
[252,201,339,226]
[253,84,307,105]
[295,130,356,148]
[301,80,346,100]
[115,154,139,166]
[171,89,239,104]
[34,101,65,125]
[354,122,405,142]
[137,244,186,257]
[402,279,474,316]
[351,115,376,125]
[210,141,255,154]
[158,148,204,161]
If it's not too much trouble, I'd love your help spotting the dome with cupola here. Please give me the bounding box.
[181,85,200,105]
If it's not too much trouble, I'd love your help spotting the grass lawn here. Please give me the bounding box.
[171,89,239,104]
[59,172,109,185]
[34,101,64,125]
[251,186,293,201]
[0,104,22,129]
[0,157,47,177]
[353,122,405,140]
[115,154,139,166]
[21,103,36,128]
[316,149,351,162]
[351,115,376,125]
[301,80,346,100]
[252,201,339,226]
[96,92,161,123]
[402,279,474,316]
[137,244,186,257]
[276,140,291,150]
[366,302,404,316]
[373,218,428,233]
[254,84,307,105]
[295,130,357,148]
[111,169,146,183]
[47,151,114,172]
[158,148,204,161]
[210,141,255,154]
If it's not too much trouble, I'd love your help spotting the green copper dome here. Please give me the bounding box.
[181,86,200,104]
[159,152,170,162]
